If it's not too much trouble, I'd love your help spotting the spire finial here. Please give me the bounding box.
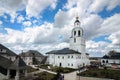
[75,11,79,20]
[76,16,79,20]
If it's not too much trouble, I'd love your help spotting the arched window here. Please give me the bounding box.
[74,31,76,36]
[102,60,105,63]
[106,60,108,63]
[78,30,80,36]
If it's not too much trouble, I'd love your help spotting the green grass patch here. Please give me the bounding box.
[34,71,56,80]
[78,68,120,80]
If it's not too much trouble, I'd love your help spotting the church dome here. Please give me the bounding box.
[75,19,80,23]
[74,16,80,27]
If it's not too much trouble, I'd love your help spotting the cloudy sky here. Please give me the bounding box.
[0,0,120,57]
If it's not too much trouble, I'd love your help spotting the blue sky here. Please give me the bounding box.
[0,0,120,57]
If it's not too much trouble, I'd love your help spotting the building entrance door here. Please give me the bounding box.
[59,63,62,67]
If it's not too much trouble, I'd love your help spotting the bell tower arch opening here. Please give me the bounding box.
[70,16,85,53]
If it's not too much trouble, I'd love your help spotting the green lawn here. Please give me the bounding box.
[78,68,120,80]
[34,71,56,80]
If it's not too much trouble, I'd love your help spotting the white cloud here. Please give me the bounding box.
[88,0,120,13]
[0,22,55,44]
[23,21,32,27]
[64,0,120,13]
[0,0,27,23]
[108,31,120,45]
[107,31,120,52]
[100,14,120,35]
[63,0,78,9]
[54,10,71,28]
[106,0,120,11]
[0,21,3,25]
[86,40,110,57]
[82,14,103,40]
[26,0,57,17]
[17,15,25,23]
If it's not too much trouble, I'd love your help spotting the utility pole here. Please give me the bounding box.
[118,39,120,52]
[78,65,81,80]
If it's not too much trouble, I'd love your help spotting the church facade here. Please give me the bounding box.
[46,17,90,69]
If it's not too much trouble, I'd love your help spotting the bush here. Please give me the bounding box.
[54,67,76,73]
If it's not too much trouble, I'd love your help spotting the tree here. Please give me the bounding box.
[108,50,116,56]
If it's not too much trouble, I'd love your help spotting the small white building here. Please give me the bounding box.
[101,51,120,68]
[46,17,90,69]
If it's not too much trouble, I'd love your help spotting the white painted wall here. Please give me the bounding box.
[70,37,85,53]
[47,53,90,69]
[70,27,86,53]
[101,59,120,66]
[21,57,33,65]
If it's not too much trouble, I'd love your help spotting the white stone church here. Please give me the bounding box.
[46,17,90,69]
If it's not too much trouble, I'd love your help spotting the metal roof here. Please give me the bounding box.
[0,55,13,68]
[20,50,44,57]
[0,55,27,70]
[0,44,17,56]
[46,48,81,54]
[9,56,27,70]
[102,52,120,59]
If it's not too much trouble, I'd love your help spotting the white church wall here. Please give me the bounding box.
[70,37,85,53]
[47,53,90,69]
[54,54,78,68]
[75,54,90,67]
[47,54,55,65]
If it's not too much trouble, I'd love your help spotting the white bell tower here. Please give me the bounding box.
[70,17,86,53]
